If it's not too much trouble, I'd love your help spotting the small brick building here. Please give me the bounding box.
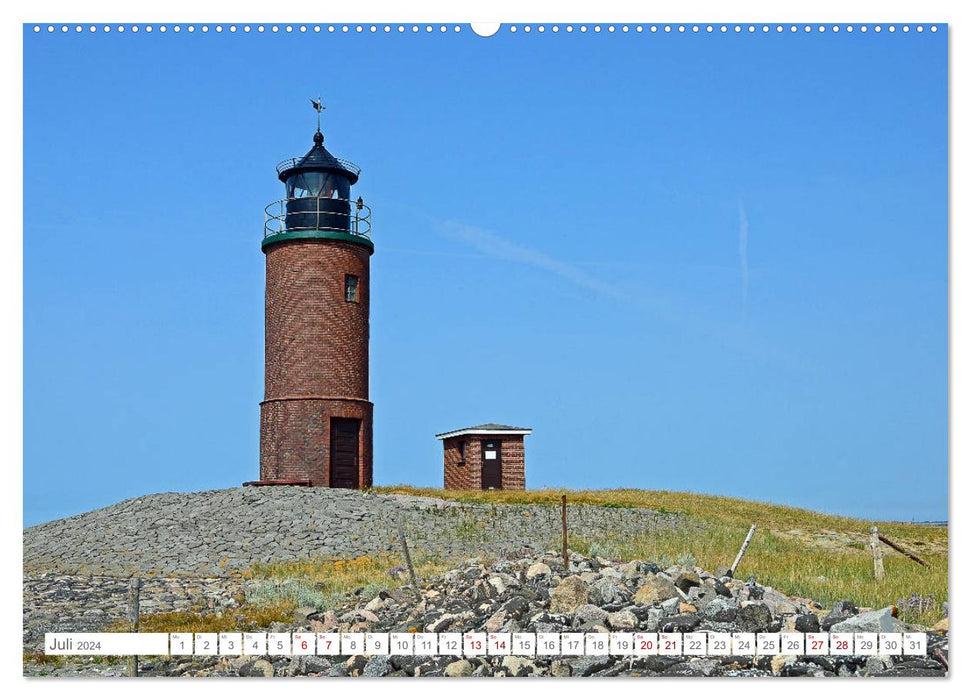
[436,424,532,491]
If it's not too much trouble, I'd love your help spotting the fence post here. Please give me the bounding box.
[127,577,141,678]
[561,494,569,570]
[870,526,886,581]
[727,524,757,578]
[397,516,421,594]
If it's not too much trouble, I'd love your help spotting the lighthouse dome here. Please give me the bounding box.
[276,130,361,186]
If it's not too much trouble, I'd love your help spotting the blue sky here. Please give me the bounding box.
[23,25,947,526]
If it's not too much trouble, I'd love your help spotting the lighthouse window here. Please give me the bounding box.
[287,172,324,198]
[286,173,350,200]
[344,274,359,303]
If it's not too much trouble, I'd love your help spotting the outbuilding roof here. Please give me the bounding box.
[435,424,533,440]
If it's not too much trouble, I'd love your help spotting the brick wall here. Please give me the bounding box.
[443,434,526,491]
[500,437,526,490]
[260,238,373,487]
[443,436,477,490]
[263,240,370,399]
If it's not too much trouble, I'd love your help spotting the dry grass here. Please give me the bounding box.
[23,651,67,669]
[376,486,948,627]
[104,599,297,634]
[249,553,452,607]
[106,554,455,635]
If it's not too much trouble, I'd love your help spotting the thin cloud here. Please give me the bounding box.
[440,218,809,373]
[738,200,749,303]
[442,220,628,300]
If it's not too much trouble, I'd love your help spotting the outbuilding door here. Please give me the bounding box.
[481,439,502,489]
[330,418,360,488]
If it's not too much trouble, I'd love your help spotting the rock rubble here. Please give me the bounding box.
[25,550,948,678]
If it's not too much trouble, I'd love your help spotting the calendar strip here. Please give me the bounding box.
[45,631,929,657]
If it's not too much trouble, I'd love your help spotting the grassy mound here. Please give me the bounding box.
[375,486,948,626]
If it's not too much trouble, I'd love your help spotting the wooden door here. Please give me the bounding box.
[330,418,360,488]
[481,439,502,490]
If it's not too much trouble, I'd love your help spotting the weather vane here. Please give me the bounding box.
[310,95,325,132]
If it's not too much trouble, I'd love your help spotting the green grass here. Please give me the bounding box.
[376,486,948,627]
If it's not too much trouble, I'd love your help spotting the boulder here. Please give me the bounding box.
[468,579,497,604]
[761,588,798,616]
[238,659,274,677]
[291,655,331,675]
[484,609,506,632]
[780,662,830,677]
[444,659,473,677]
[340,608,379,623]
[821,600,859,630]
[736,602,773,632]
[794,614,821,633]
[674,572,701,593]
[588,578,631,608]
[572,603,609,628]
[770,654,797,676]
[413,657,455,677]
[364,596,387,612]
[830,607,905,634]
[606,609,638,630]
[550,576,589,614]
[699,597,738,622]
[501,595,532,619]
[664,658,720,677]
[525,563,551,580]
[661,597,681,615]
[489,573,519,595]
[570,656,614,677]
[642,607,663,632]
[688,580,716,605]
[292,606,317,624]
[832,601,860,615]
[363,655,393,677]
[633,574,679,605]
[345,655,368,676]
[658,614,701,633]
[864,656,893,675]
[499,656,536,677]
[426,610,474,633]
[618,560,660,580]
[308,610,338,633]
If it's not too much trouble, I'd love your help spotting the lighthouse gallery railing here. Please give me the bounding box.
[264,197,373,240]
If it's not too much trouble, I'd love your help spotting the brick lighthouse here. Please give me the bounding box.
[254,103,373,488]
